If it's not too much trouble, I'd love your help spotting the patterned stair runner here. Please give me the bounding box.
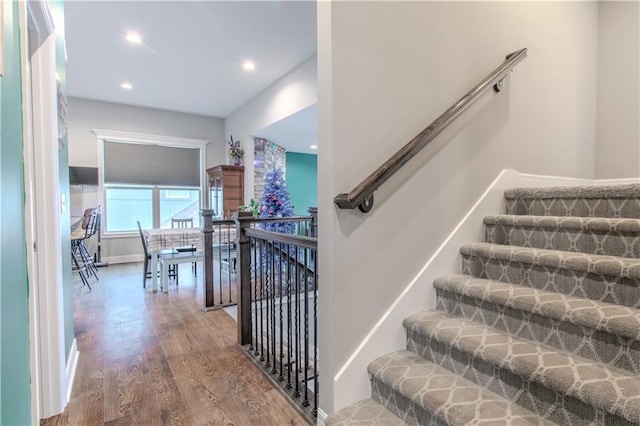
[327,184,640,425]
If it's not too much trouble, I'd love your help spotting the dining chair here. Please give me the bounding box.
[171,217,198,276]
[171,217,193,228]
[137,221,177,288]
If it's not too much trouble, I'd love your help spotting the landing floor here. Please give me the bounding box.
[42,262,306,425]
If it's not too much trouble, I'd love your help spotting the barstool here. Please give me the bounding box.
[71,207,99,289]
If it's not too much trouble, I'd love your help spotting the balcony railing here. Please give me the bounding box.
[200,209,319,422]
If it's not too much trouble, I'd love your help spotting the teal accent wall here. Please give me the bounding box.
[0,2,32,424]
[285,152,317,215]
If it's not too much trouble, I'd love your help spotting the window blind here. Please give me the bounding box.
[103,142,200,187]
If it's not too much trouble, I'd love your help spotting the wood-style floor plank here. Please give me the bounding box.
[42,262,307,425]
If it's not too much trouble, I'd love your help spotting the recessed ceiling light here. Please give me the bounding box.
[242,61,256,71]
[310,145,318,149]
[125,31,142,44]
[121,82,133,90]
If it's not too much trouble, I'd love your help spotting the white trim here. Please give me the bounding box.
[591,177,640,185]
[22,0,67,421]
[25,0,53,45]
[20,2,41,421]
[331,170,640,411]
[101,231,138,239]
[92,129,208,149]
[94,129,209,242]
[65,339,79,403]
[103,254,145,265]
[32,29,67,418]
[316,408,328,425]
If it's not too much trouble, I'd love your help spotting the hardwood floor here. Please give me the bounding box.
[42,262,307,425]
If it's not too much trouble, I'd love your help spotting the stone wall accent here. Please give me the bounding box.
[254,137,286,202]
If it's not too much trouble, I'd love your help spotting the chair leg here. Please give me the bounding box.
[143,257,148,288]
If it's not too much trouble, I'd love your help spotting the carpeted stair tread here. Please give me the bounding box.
[460,242,640,281]
[484,214,640,234]
[484,214,640,257]
[325,398,405,425]
[403,310,640,423]
[505,185,640,200]
[368,350,555,425]
[434,274,640,340]
[504,185,640,218]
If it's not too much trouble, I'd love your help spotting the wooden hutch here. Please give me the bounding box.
[206,165,244,218]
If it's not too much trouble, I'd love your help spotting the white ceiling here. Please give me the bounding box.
[64,1,318,119]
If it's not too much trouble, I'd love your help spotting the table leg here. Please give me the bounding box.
[151,251,158,291]
[162,259,169,293]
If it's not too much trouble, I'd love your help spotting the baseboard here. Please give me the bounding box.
[316,408,328,425]
[518,172,640,187]
[331,169,633,411]
[65,339,79,404]
[593,177,640,185]
[103,254,144,264]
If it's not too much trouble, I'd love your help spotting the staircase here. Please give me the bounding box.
[327,184,640,425]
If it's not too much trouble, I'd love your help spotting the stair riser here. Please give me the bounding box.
[505,198,640,218]
[436,289,640,374]
[485,224,640,258]
[406,333,633,426]
[461,255,640,308]
[370,379,445,426]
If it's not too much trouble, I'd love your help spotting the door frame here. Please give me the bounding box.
[20,1,73,421]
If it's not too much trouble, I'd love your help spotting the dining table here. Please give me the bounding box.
[143,224,237,292]
[143,227,204,291]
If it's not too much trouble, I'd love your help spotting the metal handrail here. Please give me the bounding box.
[334,48,528,213]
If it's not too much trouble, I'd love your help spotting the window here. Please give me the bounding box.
[95,130,209,235]
[105,186,153,232]
[104,186,201,232]
[159,188,200,229]
[164,190,190,200]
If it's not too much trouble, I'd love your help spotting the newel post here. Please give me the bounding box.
[234,211,253,345]
[308,206,318,237]
[201,209,215,309]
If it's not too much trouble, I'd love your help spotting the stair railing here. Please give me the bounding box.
[334,48,528,213]
[200,210,315,310]
[236,212,319,422]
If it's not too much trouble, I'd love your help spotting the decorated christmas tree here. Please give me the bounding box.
[259,168,294,233]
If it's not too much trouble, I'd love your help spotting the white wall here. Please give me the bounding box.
[67,97,225,260]
[224,55,317,203]
[68,97,225,168]
[318,1,598,414]
[595,1,640,178]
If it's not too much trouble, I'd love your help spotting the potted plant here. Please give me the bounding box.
[227,135,244,166]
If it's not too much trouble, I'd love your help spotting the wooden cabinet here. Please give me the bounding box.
[206,165,244,218]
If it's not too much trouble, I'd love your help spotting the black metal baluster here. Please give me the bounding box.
[227,224,232,303]
[249,236,255,353]
[253,238,259,356]
[286,243,293,389]
[217,224,222,306]
[270,242,277,375]
[302,248,310,407]
[278,242,284,381]
[259,239,265,362]
[265,239,271,368]
[293,245,300,398]
[313,248,318,416]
